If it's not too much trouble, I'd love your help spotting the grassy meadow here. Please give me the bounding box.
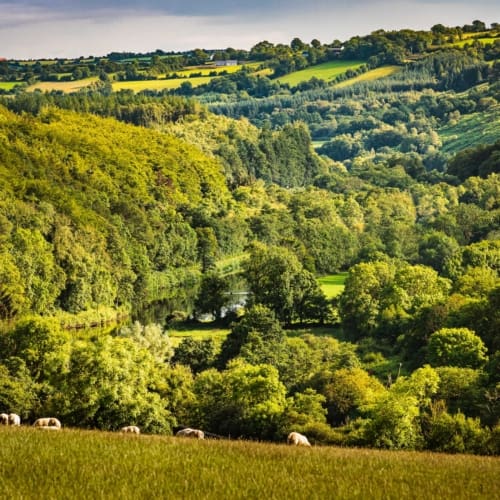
[169,323,230,346]
[275,60,365,86]
[0,427,498,499]
[0,81,23,91]
[318,273,348,299]
[443,36,499,49]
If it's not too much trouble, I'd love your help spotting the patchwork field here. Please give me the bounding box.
[275,60,365,86]
[0,427,497,499]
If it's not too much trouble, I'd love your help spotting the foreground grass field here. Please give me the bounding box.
[0,428,497,499]
[275,60,365,86]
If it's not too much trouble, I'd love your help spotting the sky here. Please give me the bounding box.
[1,1,499,60]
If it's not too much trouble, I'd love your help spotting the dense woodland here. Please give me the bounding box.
[0,21,499,454]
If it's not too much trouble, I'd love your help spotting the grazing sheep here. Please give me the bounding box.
[8,413,21,426]
[34,417,62,429]
[121,425,140,434]
[287,431,311,446]
[0,413,9,425]
[176,428,205,439]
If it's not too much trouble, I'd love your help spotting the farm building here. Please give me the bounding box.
[214,60,238,66]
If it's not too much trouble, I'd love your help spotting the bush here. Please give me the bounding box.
[425,409,490,454]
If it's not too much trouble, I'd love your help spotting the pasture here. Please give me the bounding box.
[0,427,498,499]
[318,272,348,299]
[443,36,499,49]
[275,60,365,86]
[0,81,22,91]
[333,65,401,88]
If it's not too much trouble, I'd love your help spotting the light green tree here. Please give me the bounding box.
[192,360,287,439]
[428,328,488,369]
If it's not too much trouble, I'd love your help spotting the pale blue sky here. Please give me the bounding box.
[1,1,498,59]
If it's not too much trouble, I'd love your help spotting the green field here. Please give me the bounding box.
[0,427,497,499]
[439,105,500,154]
[169,324,230,346]
[275,60,365,86]
[318,272,348,299]
[443,36,499,49]
[334,65,401,88]
[0,81,22,90]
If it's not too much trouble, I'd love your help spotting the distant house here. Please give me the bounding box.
[214,60,238,67]
[0,57,7,62]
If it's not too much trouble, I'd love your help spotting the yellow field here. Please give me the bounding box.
[173,64,252,78]
[27,77,98,93]
[334,65,401,88]
[111,76,213,92]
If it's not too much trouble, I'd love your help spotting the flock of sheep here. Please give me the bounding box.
[1,413,61,429]
[174,428,311,446]
[1,414,311,446]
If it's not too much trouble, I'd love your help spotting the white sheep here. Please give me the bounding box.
[8,413,21,426]
[176,428,205,439]
[121,425,140,434]
[33,417,62,429]
[287,431,311,446]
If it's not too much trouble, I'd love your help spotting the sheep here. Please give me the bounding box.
[8,413,21,426]
[287,431,311,446]
[36,426,61,431]
[33,417,62,429]
[175,428,205,439]
[0,413,9,425]
[121,425,140,434]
